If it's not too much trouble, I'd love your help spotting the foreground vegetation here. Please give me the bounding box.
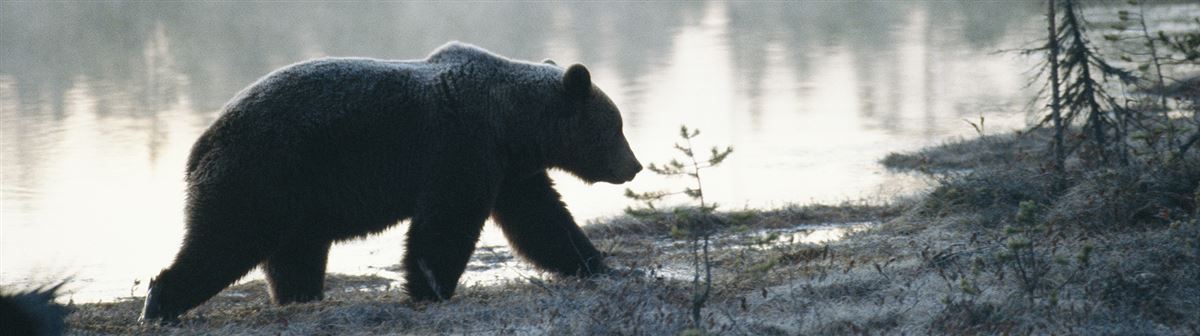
[61,131,1198,334]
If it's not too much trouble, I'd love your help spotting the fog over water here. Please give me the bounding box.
[2,1,1080,301]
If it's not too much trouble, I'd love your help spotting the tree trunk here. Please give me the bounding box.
[1063,0,1108,164]
[1048,0,1065,175]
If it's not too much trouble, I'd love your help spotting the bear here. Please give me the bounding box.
[139,42,642,322]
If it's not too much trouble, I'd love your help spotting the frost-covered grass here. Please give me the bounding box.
[66,132,1199,335]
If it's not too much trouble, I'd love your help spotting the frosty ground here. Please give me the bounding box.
[67,131,1199,335]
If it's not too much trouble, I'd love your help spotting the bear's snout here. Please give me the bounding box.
[608,141,643,183]
[627,162,643,180]
[611,159,642,183]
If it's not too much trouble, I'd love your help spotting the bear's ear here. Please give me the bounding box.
[542,58,557,65]
[563,63,591,98]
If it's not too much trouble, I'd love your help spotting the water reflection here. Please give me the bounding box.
[7,1,1167,301]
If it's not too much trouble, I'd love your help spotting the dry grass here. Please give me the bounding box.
[879,130,1051,173]
[65,132,1200,335]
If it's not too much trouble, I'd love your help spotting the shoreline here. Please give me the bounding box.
[65,130,1200,334]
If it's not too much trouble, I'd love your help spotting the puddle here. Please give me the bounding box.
[733,221,874,247]
[651,221,873,250]
[423,221,877,287]
[369,244,538,289]
[647,222,875,281]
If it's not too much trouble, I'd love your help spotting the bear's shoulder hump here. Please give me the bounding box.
[426,41,502,64]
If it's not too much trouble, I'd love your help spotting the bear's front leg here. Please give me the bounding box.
[492,172,608,276]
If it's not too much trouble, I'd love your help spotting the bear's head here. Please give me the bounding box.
[544,63,642,185]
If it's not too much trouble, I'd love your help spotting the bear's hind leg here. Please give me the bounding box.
[141,221,280,322]
[262,239,331,304]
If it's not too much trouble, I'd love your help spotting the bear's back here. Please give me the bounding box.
[188,58,440,175]
[215,57,445,133]
[188,43,537,177]
[244,57,438,105]
[224,42,511,122]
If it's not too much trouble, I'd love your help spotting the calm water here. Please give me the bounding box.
[0,2,1147,301]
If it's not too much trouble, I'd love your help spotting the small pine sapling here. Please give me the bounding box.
[622,124,733,331]
[624,125,734,214]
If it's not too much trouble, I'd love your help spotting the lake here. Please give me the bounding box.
[2,1,1181,302]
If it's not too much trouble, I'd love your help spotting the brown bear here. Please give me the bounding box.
[139,42,642,322]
